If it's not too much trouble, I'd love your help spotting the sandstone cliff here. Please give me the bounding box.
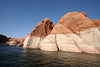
[40,12,100,54]
[23,18,54,48]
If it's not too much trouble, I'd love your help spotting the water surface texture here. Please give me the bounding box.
[0,45,100,67]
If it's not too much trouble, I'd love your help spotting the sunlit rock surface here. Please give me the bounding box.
[40,12,100,54]
[8,38,25,46]
[23,18,54,48]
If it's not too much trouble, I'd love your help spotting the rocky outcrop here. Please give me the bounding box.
[8,38,24,46]
[9,41,18,46]
[92,19,100,30]
[23,18,54,48]
[40,12,100,54]
[0,34,24,46]
[0,34,8,43]
[0,34,8,45]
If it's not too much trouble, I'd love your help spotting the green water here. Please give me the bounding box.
[0,45,100,67]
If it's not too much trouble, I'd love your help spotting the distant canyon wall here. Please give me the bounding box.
[0,34,24,46]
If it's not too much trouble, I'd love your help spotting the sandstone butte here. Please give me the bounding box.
[23,18,54,48]
[23,12,100,54]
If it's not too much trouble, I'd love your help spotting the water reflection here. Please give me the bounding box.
[20,48,100,67]
[0,45,99,67]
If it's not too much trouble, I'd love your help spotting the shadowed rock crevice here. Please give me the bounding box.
[55,35,59,51]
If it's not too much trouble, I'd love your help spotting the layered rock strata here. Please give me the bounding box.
[23,18,54,48]
[92,19,100,30]
[40,12,100,54]
[8,38,24,46]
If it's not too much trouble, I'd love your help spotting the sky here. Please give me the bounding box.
[0,0,100,38]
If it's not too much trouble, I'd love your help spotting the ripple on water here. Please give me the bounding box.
[0,45,100,67]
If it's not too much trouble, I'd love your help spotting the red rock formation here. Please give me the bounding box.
[92,19,100,27]
[51,12,96,34]
[8,38,25,46]
[29,18,54,37]
[40,12,100,54]
[23,18,54,48]
[0,34,25,46]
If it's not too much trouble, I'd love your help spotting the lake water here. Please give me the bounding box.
[0,45,100,67]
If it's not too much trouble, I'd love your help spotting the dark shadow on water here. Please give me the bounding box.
[0,45,100,67]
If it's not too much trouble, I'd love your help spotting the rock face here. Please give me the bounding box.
[8,38,24,46]
[40,12,100,54]
[0,34,24,46]
[92,19,100,30]
[23,18,54,48]
[0,34,8,43]
[0,34,8,45]
[9,41,18,46]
